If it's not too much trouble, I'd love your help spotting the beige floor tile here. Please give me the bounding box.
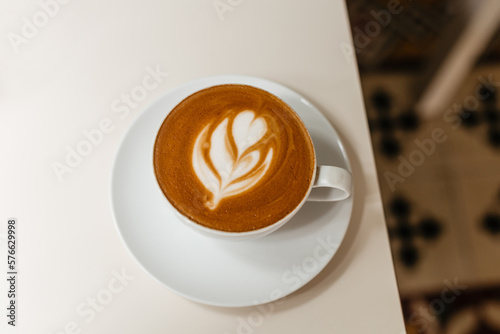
[457,177,500,286]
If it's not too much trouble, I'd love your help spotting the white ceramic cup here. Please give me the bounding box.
[155,89,353,241]
[161,164,352,241]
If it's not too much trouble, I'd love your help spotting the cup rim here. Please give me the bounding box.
[153,83,317,239]
[159,158,316,239]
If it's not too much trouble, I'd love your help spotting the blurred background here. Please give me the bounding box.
[345,0,500,333]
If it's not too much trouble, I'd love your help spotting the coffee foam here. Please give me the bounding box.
[154,84,315,232]
[192,110,274,209]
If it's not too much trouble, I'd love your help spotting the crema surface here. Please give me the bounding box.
[154,85,315,232]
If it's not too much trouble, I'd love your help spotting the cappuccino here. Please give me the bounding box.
[154,84,315,232]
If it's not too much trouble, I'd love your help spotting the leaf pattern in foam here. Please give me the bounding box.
[192,110,274,209]
[192,125,219,194]
[208,118,233,183]
[233,111,266,153]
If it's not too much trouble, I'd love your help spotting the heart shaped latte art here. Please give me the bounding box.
[192,110,274,209]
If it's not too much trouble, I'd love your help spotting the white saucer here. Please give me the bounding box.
[111,75,353,307]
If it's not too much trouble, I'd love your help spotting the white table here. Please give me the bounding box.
[0,0,405,333]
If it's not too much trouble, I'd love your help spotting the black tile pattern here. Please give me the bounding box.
[459,85,500,148]
[369,89,420,159]
[387,195,443,268]
[481,187,500,236]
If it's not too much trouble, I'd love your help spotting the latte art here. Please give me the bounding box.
[154,84,315,232]
[192,110,275,209]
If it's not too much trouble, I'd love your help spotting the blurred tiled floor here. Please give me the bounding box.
[345,0,500,331]
[361,65,500,332]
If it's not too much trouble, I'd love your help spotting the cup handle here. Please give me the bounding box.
[307,166,352,201]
